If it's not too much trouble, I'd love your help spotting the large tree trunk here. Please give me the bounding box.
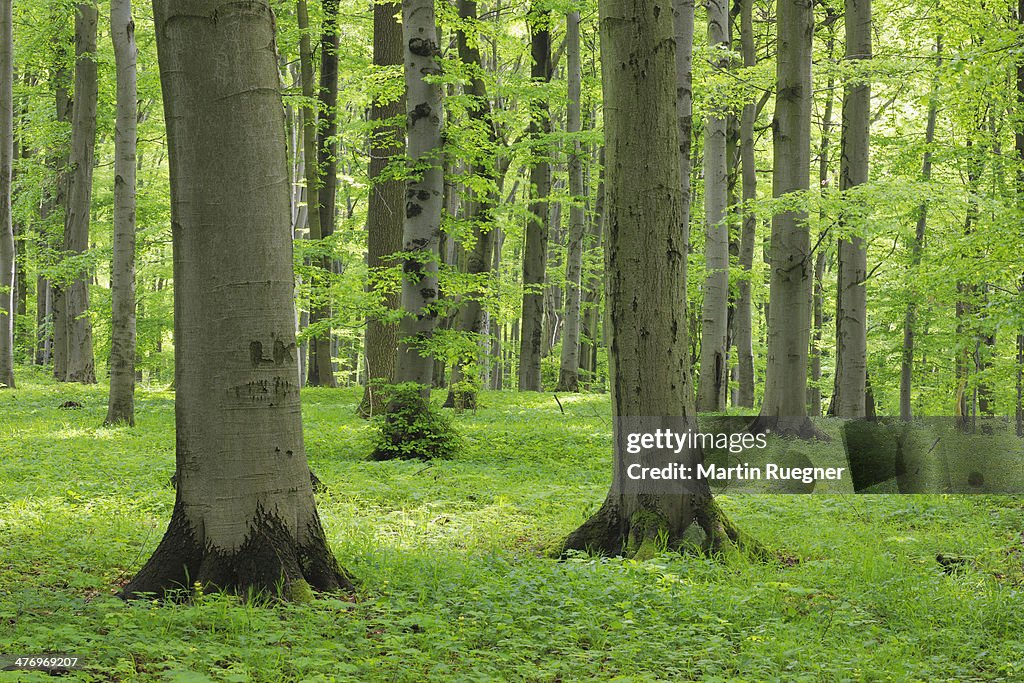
[555,10,585,392]
[358,0,404,417]
[518,2,552,392]
[757,0,816,436]
[833,0,870,418]
[298,0,336,388]
[392,0,443,393]
[564,0,761,559]
[123,0,352,600]
[900,36,940,421]
[697,0,730,412]
[105,0,137,425]
[56,2,98,384]
[0,0,13,389]
[734,0,756,409]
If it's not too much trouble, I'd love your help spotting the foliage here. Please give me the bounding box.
[3,375,1024,680]
[369,383,461,461]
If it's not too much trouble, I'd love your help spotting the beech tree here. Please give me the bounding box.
[54,1,98,384]
[123,0,351,598]
[834,0,871,418]
[518,1,552,392]
[358,0,404,416]
[0,0,12,389]
[390,0,444,395]
[757,0,815,435]
[697,0,730,412]
[104,0,136,425]
[563,0,759,556]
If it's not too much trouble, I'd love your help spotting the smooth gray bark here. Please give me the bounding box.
[358,0,404,416]
[834,0,870,418]
[556,10,585,392]
[124,0,350,599]
[105,0,137,425]
[394,0,444,391]
[758,0,815,435]
[697,0,730,412]
[0,0,13,388]
[518,1,551,391]
[57,2,98,384]
[734,0,756,408]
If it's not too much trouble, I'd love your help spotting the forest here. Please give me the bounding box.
[1,0,1024,679]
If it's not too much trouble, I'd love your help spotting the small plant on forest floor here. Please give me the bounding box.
[369,382,461,460]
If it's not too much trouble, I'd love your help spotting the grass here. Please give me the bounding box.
[2,366,1024,681]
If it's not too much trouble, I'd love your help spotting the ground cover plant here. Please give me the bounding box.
[3,371,1024,682]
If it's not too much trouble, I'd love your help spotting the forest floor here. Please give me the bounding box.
[2,366,1024,682]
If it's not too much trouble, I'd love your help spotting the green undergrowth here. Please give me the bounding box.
[2,366,1024,681]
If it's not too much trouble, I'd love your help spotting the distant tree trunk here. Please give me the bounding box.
[556,10,585,392]
[49,59,71,377]
[734,0,756,409]
[757,0,816,436]
[518,1,552,392]
[125,0,351,599]
[105,0,137,425]
[810,22,836,417]
[564,0,761,558]
[358,0,404,417]
[56,2,99,384]
[834,0,870,419]
[392,0,443,392]
[581,148,604,388]
[901,36,940,421]
[298,0,336,388]
[35,275,51,365]
[0,0,13,388]
[697,0,730,412]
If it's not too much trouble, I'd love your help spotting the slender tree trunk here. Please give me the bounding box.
[0,0,13,388]
[518,1,552,391]
[581,148,604,388]
[393,0,443,392]
[834,0,870,418]
[697,0,730,412]
[49,58,71,378]
[734,0,756,408]
[564,0,761,558]
[900,36,940,421]
[125,0,351,599]
[105,0,137,425]
[757,0,817,436]
[556,10,585,392]
[358,0,404,416]
[297,0,336,388]
[35,275,51,365]
[810,23,836,417]
[58,2,99,384]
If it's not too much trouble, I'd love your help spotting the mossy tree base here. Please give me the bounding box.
[120,502,354,601]
[561,495,770,562]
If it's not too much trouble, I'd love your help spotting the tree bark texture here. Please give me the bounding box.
[57,2,99,384]
[0,0,13,388]
[518,1,552,391]
[697,0,730,412]
[359,0,404,416]
[734,0,756,408]
[758,0,815,433]
[556,10,585,392]
[393,0,444,392]
[105,0,137,425]
[834,0,870,418]
[564,0,761,558]
[124,0,351,599]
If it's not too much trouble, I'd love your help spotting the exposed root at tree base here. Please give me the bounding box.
[119,501,355,602]
[560,496,771,563]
